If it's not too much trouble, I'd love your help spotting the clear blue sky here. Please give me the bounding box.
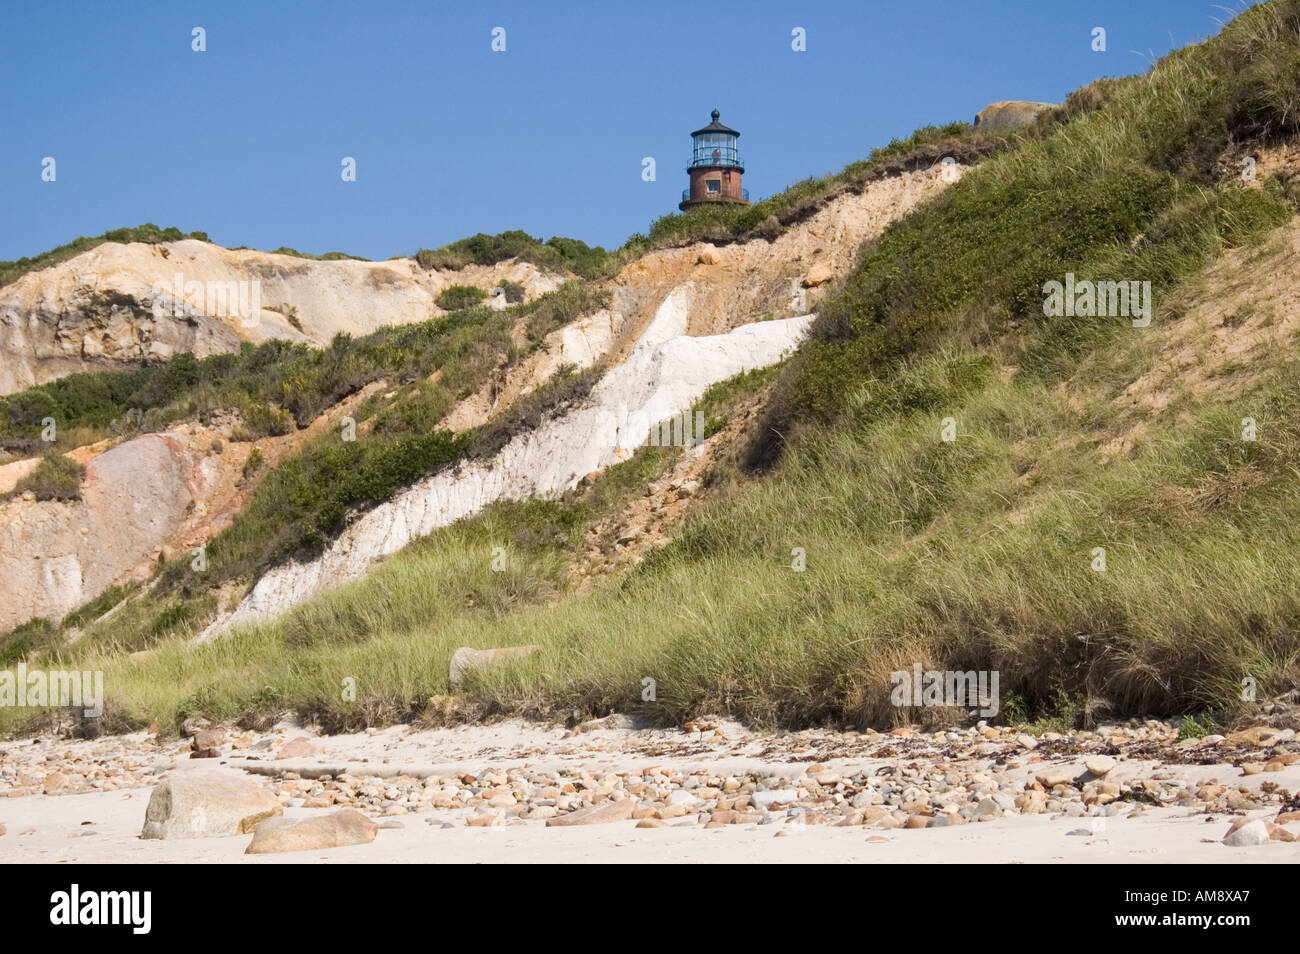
[0,0,1259,262]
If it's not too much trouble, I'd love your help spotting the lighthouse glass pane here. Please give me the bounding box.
[692,133,739,167]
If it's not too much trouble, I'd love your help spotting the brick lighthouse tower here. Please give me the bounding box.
[679,109,749,211]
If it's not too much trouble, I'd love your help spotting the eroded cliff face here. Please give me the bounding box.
[0,162,967,632]
[211,290,816,635]
[213,165,968,632]
[0,435,201,632]
[442,163,964,432]
[0,240,564,395]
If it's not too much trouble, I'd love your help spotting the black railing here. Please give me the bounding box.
[682,187,749,203]
[689,156,744,169]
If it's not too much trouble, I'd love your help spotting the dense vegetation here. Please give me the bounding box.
[3,451,85,502]
[0,281,606,456]
[415,230,611,279]
[436,284,488,311]
[6,2,1300,737]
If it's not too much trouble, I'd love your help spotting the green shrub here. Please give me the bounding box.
[8,451,85,502]
[191,428,474,582]
[437,285,488,311]
[0,617,61,666]
[1178,712,1217,740]
[62,585,133,630]
[416,231,610,279]
[268,247,367,261]
[242,447,264,480]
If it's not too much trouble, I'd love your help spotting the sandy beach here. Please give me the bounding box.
[3,717,1297,863]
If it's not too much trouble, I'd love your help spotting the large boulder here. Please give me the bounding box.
[546,798,637,827]
[973,101,1056,133]
[141,771,282,839]
[245,809,378,854]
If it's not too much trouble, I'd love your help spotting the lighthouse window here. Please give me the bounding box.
[706,179,721,193]
[692,133,739,167]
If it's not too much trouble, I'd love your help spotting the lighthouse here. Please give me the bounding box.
[679,109,749,211]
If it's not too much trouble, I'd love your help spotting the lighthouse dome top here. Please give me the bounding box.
[691,109,741,137]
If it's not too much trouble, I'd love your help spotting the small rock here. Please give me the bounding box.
[180,716,211,738]
[973,100,1056,132]
[750,789,799,810]
[275,737,318,760]
[1266,823,1296,843]
[191,728,226,751]
[1085,756,1116,777]
[1035,766,1084,789]
[1226,726,1279,747]
[1222,819,1271,847]
[801,263,833,288]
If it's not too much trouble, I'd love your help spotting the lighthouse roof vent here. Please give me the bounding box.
[691,109,740,137]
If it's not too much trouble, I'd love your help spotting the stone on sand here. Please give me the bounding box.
[546,798,636,827]
[245,809,378,854]
[141,771,282,839]
[1221,819,1270,847]
[275,736,319,760]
